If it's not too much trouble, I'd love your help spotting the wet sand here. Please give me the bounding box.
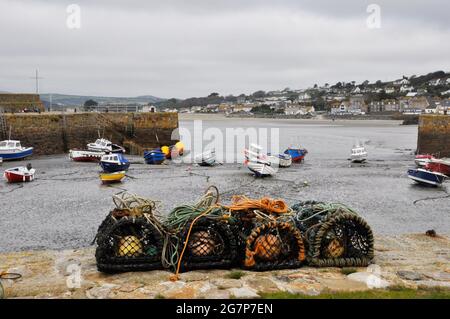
[0,118,448,253]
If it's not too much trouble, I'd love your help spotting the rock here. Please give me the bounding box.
[415,280,450,289]
[245,277,281,293]
[211,278,243,289]
[319,278,368,292]
[283,281,322,296]
[397,270,424,281]
[117,283,144,293]
[228,287,259,299]
[86,284,118,299]
[422,272,450,282]
[347,272,390,289]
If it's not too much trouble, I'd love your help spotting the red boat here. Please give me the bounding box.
[425,158,450,176]
[4,166,36,183]
[415,154,435,167]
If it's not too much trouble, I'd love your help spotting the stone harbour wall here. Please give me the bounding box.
[3,112,179,155]
[417,115,450,157]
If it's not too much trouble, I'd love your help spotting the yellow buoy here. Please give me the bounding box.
[118,236,143,257]
[161,145,170,156]
[175,141,184,153]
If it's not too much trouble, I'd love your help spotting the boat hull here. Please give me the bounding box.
[246,161,276,177]
[100,161,130,173]
[284,148,307,163]
[144,150,166,165]
[100,171,126,184]
[69,150,104,162]
[4,168,35,183]
[407,169,446,186]
[0,147,33,160]
[425,161,450,176]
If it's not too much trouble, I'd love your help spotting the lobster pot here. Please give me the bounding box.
[292,201,374,267]
[243,221,306,271]
[95,212,163,273]
[177,218,238,272]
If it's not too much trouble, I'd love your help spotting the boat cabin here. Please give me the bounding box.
[101,153,128,163]
[0,140,22,150]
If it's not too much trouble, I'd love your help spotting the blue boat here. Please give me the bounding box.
[0,140,33,160]
[407,168,446,187]
[144,149,165,165]
[284,148,308,163]
[100,153,130,173]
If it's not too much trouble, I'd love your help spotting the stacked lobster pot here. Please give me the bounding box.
[291,201,374,267]
[94,188,374,274]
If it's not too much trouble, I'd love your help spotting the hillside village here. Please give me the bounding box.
[158,71,450,117]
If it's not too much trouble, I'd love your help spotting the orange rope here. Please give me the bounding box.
[224,195,289,214]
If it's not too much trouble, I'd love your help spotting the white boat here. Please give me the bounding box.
[195,149,216,166]
[69,149,105,162]
[0,140,33,160]
[246,159,276,177]
[267,153,292,168]
[87,138,125,153]
[350,144,367,163]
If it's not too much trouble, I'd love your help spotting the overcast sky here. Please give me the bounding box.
[0,0,449,98]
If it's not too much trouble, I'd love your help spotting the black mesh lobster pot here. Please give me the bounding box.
[292,201,374,267]
[95,210,164,273]
[177,217,238,272]
[242,220,306,271]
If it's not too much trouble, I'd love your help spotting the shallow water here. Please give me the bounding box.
[0,118,448,253]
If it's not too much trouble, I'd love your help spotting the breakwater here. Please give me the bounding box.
[417,115,450,157]
[2,112,178,155]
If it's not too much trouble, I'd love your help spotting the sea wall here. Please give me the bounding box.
[417,115,450,157]
[3,112,179,155]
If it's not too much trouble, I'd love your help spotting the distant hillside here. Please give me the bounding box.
[39,94,165,106]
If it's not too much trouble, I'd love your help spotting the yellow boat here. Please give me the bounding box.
[100,171,126,184]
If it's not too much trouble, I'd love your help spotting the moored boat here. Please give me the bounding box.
[195,149,216,166]
[4,165,35,183]
[69,149,105,162]
[100,154,130,173]
[350,144,368,163]
[284,147,308,163]
[0,140,33,160]
[267,153,292,168]
[407,168,446,186]
[99,171,126,184]
[246,159,276,177]
[144,149,165,165]
[415,154,435,167]
[87,138,125,153]
[425,158,450,176]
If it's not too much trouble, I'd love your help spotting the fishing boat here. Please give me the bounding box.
[99,171,126,184]
[3,165,35,183]
[0,140,33,160]
[100,154,130,173]
[267,153,292,168]
[284,147,308,163]
[194,149,216,166]
[414,154,435,167]
[350,144,368,163]
[69,149,105,162]
[246,159,276,177]
[425,158,450,176]
[87,138,125,153]
[144,149,165,165]
[407,168,446,186]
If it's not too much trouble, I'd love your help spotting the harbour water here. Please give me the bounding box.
[0,116,448,253]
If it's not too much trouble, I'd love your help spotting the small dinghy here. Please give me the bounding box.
[100,154,130,173]
[267,153,292,168]
[246,159,276,177]
[407,168,446,187]
[4,164,35,183]
[69,149,105,162]
[284,147,308,163]
[87,138,125,154]
[350,143,368,163]
[195,149,216,166]
[99,171,126,184]
[0,140,33,160]
[425,158,450,176]
[415,154,435,167]
[144,149,165,165]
